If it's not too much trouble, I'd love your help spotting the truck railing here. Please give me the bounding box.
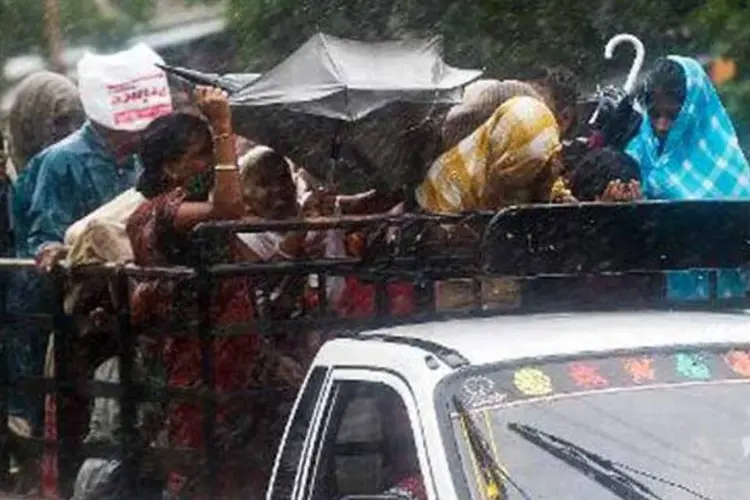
[0,258,293,498]
[0,201,748,496]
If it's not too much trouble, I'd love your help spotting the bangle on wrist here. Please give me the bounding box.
[213,131,233,142]
[214,164,238,171]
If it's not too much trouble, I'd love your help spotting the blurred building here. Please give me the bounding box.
[1,0,233,115]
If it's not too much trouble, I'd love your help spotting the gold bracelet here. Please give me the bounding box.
[214,164,238,171]
[213,132,233,142]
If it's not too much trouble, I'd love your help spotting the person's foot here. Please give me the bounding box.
[6,417,40,497]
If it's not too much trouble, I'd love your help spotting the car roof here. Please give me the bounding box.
[355,310,750,366]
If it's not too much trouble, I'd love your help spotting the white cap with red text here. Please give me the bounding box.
[77,43,173,132]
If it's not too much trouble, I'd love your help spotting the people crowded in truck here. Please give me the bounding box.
[2,41,749,500]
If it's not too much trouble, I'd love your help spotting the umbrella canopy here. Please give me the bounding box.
[232,101,448,194]
[159,34,482,193]
[230,33,482,121]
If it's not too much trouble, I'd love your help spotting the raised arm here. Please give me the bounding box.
[172,87,245,231]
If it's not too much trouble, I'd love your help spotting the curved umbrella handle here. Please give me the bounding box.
[604,34,645,94]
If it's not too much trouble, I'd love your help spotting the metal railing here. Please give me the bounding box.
[0,203,748,497]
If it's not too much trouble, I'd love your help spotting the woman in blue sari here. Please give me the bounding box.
[626,56,750,300]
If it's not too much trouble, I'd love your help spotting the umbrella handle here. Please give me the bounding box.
[604,33,645,95]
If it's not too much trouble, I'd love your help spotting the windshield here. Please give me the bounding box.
[439,344,750,499]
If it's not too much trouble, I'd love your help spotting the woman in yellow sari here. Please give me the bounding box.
[417,95,569,212]
[416,95,571,310]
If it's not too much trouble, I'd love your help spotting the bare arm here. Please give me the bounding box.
[173,86,244,232]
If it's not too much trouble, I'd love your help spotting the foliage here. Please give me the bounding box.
[228,0,701,81]
[719,82,750,146]
[0,0,159,62]
[687,0,750,135]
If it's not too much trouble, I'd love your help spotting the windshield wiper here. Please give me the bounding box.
[452,396,533,500]
[508,422,713,500]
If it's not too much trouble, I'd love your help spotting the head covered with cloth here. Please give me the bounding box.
[626,55,750,200]
[7,71,85,176]
[417,95,564,213]
[626,55,750,301]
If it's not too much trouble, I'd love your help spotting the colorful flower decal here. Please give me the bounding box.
[513,367,553,396]
[568,362,609,389]
[725,350,750,377]
[675,352,712,380]
[622,357,656,384]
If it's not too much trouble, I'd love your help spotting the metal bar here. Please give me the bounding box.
[375,279,388,319]
[205,256,477,278]
[0,259,195,280]
[205,260,745,280]
[708,270,719,308]
[15,377,290,403]
[471,278,482,313]
[208,257,361,275]
[193,212,487,235]
[50,269,74,497]
[196,236,218,497]
[0,258,35,268]
[2,313,54,327]
[7,436,274,476]
[419,278,436,315]
[3,260,743,286]
[316,272,328,317]
[120,265,195,280]
[115,267,138,496]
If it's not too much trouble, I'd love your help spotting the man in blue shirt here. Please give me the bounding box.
[13,121,140,262]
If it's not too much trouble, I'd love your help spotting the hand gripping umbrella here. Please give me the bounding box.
[588,33,647,150]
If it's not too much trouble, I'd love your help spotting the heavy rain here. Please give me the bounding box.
[0,1,749,499]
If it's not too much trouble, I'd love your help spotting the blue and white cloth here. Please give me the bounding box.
[626,55,750,301]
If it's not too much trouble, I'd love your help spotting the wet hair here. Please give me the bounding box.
[240,148,292,189]
[642,58,687,111]
[239,146,296,213]
[136,112,212,199]
[528,66,581,114]
[568,147,641,201]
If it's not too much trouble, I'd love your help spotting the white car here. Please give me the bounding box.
[266,309,750,499]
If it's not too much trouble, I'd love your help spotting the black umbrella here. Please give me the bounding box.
[160,33,482,195]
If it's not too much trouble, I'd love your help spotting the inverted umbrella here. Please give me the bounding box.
[161,34,481,194]
[228,33,482,194]
[230,33,482,121]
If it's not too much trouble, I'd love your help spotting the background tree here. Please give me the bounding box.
[228,0,701,82]
[687,0,750,142]
[0,0,158,64]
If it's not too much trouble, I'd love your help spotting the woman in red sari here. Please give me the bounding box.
[127,87,286,499]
